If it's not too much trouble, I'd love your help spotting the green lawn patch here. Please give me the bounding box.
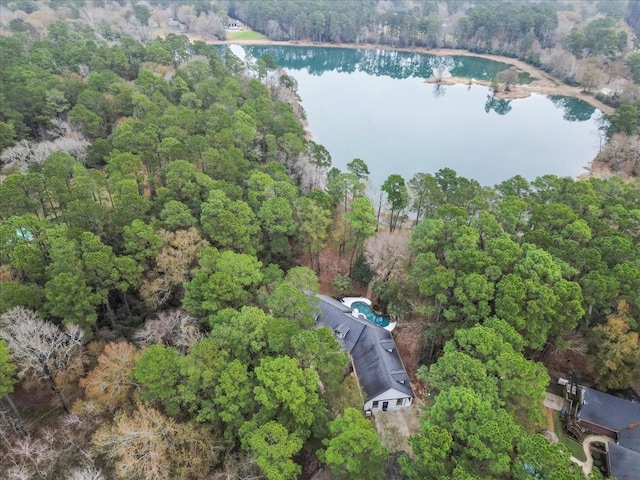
[547,382,565,397]
[226,30,266,41]
[553,411,586,461]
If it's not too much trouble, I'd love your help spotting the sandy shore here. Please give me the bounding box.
[194,36,614,115]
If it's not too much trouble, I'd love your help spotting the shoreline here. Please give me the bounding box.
[192,36,614,115]
[180,34,625,181]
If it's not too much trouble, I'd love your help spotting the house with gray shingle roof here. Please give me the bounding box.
[575,386,640,479]
[316,295,414,412]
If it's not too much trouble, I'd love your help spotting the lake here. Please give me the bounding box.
[234,45,603,188]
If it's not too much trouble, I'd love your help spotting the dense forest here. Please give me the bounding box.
[0,1,639,479]
[228,0,635,81]
[2,0,638,175]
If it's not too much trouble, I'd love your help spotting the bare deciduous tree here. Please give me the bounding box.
[5,464,35,480]
[5,430,63,479]
[176,5,196,32]
[619,82,640,105]
[0,404,26,444]
[594,133,640,175]
[540,47,579,82]
[65,463,105,480]
[78,4,100,29]
[497,67,519,92]
[265,19,286,40]
[92,405,222,480]
[193,11,226,39]
[364,232,409,281]
[212,453,261,480]
[0,307,84,412]
[139,228,208,309]
[79,342,141,412]
[0,134,89,172]
[576,58,606,92]
[92,406,175,479]
[0,413,86,480]
[289,154,327,194]
[150,9,165,28]
[0,7,25,30]
[133,310,202,353]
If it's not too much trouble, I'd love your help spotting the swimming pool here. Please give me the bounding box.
[351,301,391,328]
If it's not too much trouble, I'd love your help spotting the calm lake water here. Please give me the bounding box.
[235,46,603,188]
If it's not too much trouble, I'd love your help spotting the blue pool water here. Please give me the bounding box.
[351,301,391,328]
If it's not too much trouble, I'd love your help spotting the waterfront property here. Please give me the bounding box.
[316,295,413,413]
[338,297,396,331]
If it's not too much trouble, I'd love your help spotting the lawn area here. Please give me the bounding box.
[553,411,585,461]
[226,30,266,41]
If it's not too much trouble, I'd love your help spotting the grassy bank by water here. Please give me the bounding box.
[226,30,266,41]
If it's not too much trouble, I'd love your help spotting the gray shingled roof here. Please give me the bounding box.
[316,295,365,352]
[608,442,640,480]
[316,295,414,401]
[578,387,640,477]
[618,428,640,454]
[578,388,640,438]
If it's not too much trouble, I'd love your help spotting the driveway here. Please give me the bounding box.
[571,435,614,476]
[373,406,421,453]
[544,392,566,411]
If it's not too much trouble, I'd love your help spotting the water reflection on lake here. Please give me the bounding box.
[236,46,602,187]
[243,45,533,82]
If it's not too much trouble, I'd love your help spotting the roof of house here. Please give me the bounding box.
[619,427,640,454]
[316,295,365,352]
[316,295,414,401]
[608,442,640,480]
[578,388,640,440]
[578,386,640,477]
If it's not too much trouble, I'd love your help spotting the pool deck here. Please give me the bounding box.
[339,297,396,332]
[340,297,371,307]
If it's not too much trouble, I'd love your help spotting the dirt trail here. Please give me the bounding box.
[187,35,614,114]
